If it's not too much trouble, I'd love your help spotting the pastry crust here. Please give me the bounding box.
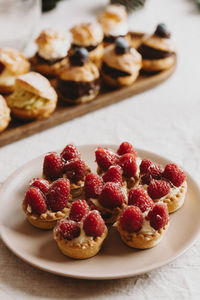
[0,95,11,132]
[102,70,140,87]
[156,181,187,213]
[7,72,57,120]
[22,202,69,230]
[117,222,168,249]
[30,55,60,77]
[70,22,103,46]
[88,43,104,68]
[142,35,175,52]
[59,87,100,105]
[54,226,108,259]
[142,55,176,72]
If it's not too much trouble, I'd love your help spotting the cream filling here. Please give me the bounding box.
[0,69,16,87]
[139,210,156,235]
[105,21,128,37]
[38,38,70,60]
[72,223,93,244]
[7,89,50,110]
[135,157,142,177]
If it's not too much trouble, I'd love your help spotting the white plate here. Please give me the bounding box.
[0,145,200,280]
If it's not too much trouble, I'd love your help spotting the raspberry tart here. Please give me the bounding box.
[22,178,71,229]
[85,172,127,224]
[42,144,91,198]
[117,197,169,249]
[53,200,108,259]
[140,159,187,213]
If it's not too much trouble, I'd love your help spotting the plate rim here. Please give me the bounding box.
[0,144,200,280]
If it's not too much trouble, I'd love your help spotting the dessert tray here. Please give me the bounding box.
[0,55,176,147]
[0,144,199,280]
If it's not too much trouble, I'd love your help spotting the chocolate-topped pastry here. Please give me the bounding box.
[57,48,100,104]
[70,22,104,68]
[31,28,71,77]
[138,23,176,72]
[101,37,142,87]
[0,47,30,94]
[98,4,129,47]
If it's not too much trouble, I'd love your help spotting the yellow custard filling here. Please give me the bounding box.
[7,89,50,110]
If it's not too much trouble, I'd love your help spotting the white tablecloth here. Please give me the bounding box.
[1,0,200,299]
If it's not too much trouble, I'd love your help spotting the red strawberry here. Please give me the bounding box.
[83,210,105,237]
[60,144,80,162]
[58,219,80,240]
[43,152,64,181]
[147,179,170,199]
[69,199,90,222]
[102,165,123,185]
[64,158,86,182]
[46,178,70,212]
[117,141,137,157]
[119,206,143,233]
[141,163,163,184]
[163,163,186,187]
[84,173,103,198]
[95,147,118,171]
[119,153,137,178]
[99,182,125,208]
[148,203,169,230]
[30,178,50,195]
[140,159,152,174]
[24,187,47,214]
[128,186,154,212]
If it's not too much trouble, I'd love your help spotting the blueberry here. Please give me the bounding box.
[69,47,88,66]
[155,23,171,38]
[115,37,130,55]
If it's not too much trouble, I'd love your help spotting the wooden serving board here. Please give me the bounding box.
[0,62,176,147]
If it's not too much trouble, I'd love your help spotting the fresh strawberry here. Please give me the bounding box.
[43,152,64,181]
[119,153,137,178]
[46,178,70,211]
[60,144,80,162]
[99,182,126,208]
[102,165,123,185]
[84,173,103,198]
[117,142,137,157]
[64,158,86,182]
[24,187,47,214]
[147,179,170,199]
[95,147,118,171]
[30,178,50,195]
[163,163,186,187]
[58,219,80,240]
[128,186,154,212]
[148,203,169,230]
[69,199,90,222]
[140,159,152,174]
[83,210,105,237]
[119,206,143,233]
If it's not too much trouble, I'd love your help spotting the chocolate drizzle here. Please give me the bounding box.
[138,44,174,60]
[71,44,98,52]
[58,78,100,101]
[35,53,64,65]
[102,62,131,78]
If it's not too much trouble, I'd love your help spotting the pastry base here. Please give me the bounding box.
[54,226,108,259]
[0,115,10,133]
[101,70,140,87]
[89,43,104,69]
[10,102,56,120]
[59,87,100,105]
[30,55,62,77]
[142,55,175,72]
[158,181,187,213]
[0,84,14,94]
[117,222,168,249]
[22,203,69,230]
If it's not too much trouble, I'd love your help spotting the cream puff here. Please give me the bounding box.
[22,178,71,230]
[0,47,30,94]
[101,37,142,87]
[0,95,11,132]
[117,203,169,249]
[139,159,187,213]
[138,23,176,72]
[54,201,108,259]
[98,4,129,46]
[7,72,57,120]
[31,28,70,77]
[70,22,104,68]
[57,47,100,104]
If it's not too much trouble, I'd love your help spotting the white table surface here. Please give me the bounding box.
[1,0,200,299]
